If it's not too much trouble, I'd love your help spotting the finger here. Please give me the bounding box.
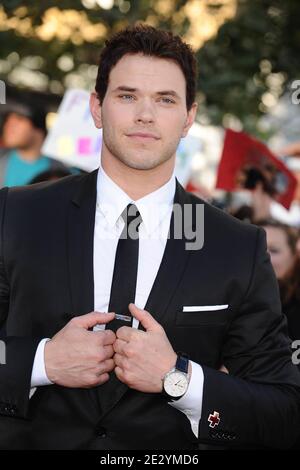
[114,353,125,369]
[73,311,115,330]
[101,345,114,360]
[114,366,125,383]
[100,358,115,374]
[101,329,117,345]
[128,303,161,332]
[116,325,135,342]
[113,338,127,355]
[83,372,110,388]
[96,372,110,386]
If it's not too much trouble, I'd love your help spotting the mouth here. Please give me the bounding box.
[126,132,160,141]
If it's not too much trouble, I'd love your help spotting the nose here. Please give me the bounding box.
[134,98,155,125]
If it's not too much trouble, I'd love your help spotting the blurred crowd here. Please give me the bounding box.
[0,100,84,188]
[1,98,300,345]
[225,148,300,343]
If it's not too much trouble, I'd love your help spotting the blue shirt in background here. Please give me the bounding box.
[4,150,51,187]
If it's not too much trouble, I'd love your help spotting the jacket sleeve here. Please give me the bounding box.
[0,187,40,419]
[199,227,300,449]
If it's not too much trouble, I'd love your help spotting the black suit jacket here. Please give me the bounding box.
[0,169,299,450]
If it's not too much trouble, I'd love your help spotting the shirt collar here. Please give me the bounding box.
[96,162,176,234]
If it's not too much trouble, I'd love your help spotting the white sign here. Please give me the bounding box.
[42,89,101,172]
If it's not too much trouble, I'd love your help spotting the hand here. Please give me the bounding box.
[251,182,272,222]
[113,304,177,393]
[279,141,300,158]
[44,311,116,388]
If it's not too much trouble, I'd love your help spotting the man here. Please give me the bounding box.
[0,102,67,188]
[0,25,299,450]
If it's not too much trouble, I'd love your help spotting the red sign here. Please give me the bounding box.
[216,129,297,209]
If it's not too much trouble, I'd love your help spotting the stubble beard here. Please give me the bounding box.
[102,126,179,171]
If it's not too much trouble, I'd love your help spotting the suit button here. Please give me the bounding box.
[96,426,107,438]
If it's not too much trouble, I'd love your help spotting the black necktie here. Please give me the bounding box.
[107,203,142,332]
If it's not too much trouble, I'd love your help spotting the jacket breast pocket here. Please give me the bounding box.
[175,307,229,327]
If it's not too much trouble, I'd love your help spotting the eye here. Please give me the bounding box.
[269,248,280,255]
[160,97,175,104]
[119,94,135,101]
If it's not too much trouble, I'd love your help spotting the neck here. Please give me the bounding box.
[101,153,175,200]
[17,135,44,162]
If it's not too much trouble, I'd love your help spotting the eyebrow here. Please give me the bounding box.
[112,86,181,99]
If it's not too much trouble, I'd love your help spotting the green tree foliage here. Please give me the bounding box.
[0,0,299,132]
[196,0,300,132]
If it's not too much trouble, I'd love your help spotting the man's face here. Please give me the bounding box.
[2,113,35,149]
[90,53,197,171]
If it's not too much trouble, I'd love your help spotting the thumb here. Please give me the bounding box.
[128,303,161,332]
[73,311,115,330]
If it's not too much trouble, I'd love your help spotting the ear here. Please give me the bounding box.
[90,92,102,129]
[181,102,198,138]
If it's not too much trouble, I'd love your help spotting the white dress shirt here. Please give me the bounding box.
[31,164,204,437]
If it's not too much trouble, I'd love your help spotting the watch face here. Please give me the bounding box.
[164,371,189,397]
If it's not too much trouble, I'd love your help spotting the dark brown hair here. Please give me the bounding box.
[256,219,300,304]
[95,24,197,111]
[279,258,300,305]
[256,219,298,254]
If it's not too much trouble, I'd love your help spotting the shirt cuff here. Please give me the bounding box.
[168,361,203,438]
[30,338,53,388]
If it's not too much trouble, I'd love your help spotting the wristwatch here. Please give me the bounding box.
[162,352,190,401]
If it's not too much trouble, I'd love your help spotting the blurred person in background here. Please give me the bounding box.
[228,166,277,223]
[297,235,300,258]
[268,170,300,228]
[272,141,300,227]
[0,102,67,188]
[257,219,300,341]
[245,156,300,228]
[230,167,300,228]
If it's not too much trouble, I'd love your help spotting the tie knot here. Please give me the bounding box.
[121,203,141,224]
[120,203,142,238]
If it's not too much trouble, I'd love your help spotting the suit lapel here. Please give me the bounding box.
[144,180,193,323]
[67,169,98,316]
[98,179,194,418]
